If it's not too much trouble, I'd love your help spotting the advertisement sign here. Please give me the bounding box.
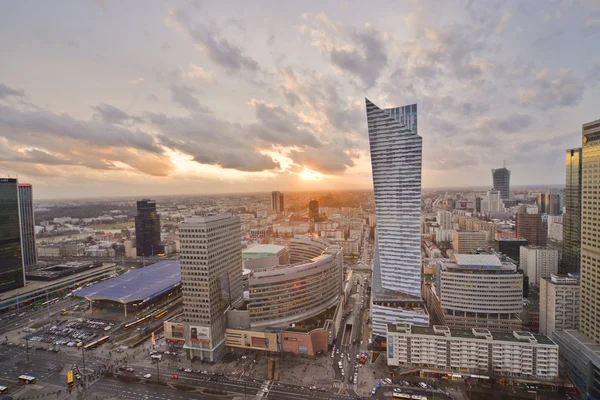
[190,326,210,343]
[170,323,184,339]
[387,336,394,359]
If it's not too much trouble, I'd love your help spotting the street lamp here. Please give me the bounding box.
[155,357,160,383]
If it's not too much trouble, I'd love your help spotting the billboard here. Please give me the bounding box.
[190,326,210,343]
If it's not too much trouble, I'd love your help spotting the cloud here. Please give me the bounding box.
[185,64,213,81]
[0,83,26,99]
[91,103,142,125]
[496,12,511,32]
[167,7,260,72]
[129,77,144,84]
[584,15,600,36]
[288,147,355,174]
[473,114,535,134]
[589,63,600,82]
[516,69,584,110]
[170,84,210,113]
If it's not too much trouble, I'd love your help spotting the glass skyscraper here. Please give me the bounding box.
[562,148,582,274]
[366,99,429,337]
[135,199,161,257]
[18,183,37,268]
[492,166,511,200]
[0,178,25,293]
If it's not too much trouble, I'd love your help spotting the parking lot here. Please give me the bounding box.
[25,318,114,348]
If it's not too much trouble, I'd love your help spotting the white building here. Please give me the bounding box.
[179,214,243,362]
[547,215,563,242]
[366,99,428,336]
[434,228,455,242]
[520,246,559,286]
[437,211,453,230]
[539,274,580,337]
[480,190,505,213]
[387,324,559,380]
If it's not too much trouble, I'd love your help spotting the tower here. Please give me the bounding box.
[308,199,319,219]
[491,163,511,200]
[270,191,284,213]
[18,183,37,268]
[0,178,25,293]
[134,199,161,257]
[562,148,582,274]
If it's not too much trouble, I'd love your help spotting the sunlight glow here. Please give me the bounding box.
[300,167,324,180]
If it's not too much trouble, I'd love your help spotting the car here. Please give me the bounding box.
[331,352,335,358]
[177,367,184,371]
[143,374,151,379]
[126,367,134,372]
[184,368,192,373]
[309,386,317,391]
[216,372,224,376]
[171,374,179,380]
[371,387,377,395]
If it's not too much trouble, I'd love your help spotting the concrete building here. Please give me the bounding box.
[562,147,582,274]
[453,231,487,254]
[429,254,523,332]
[539,274,579,337]
[481,190,504,213]
[515,210,547,247]
[547,215,563,242]
[366,99,429,337]
[520,246,559,286]
[492,165,511,200]
[18,183,37,268]
[179,214,243,362]
[387,324,558,380]
[242,244,289,270]
[270,191,284,213]
[434,228,455,243]
[437,211,453,230]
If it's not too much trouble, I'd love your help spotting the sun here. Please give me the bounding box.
[300,167,323,180]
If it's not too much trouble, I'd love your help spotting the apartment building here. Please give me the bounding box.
[453,231,487,254]
[539,274,580,337]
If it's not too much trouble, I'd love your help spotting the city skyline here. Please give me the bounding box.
[1,1,599,199]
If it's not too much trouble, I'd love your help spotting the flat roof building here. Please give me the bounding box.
[520,246,559,286]
[453,230,487,254]
[540,274,579,337]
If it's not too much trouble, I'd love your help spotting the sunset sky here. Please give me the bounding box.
[1,0,599,199]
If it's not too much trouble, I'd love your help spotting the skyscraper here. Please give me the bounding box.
[563,148,582,274]
[134,199,161,257]
[366,99,429,337]
[179,214,243,362]
[0,178,24,293]
[308,199,319,219]
[580,119,600,343]
[515,210,547,247]
[492,164,511,200]
[270,191,284,213]
[546,193,561,215]
[18,183,37,268]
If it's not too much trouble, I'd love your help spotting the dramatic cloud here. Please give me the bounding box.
[0,82,25,99]
[517,69,584,110]
[185,64,213,81]
[92,103,142,125]
[170,84,210,113]
[288,146,355,174]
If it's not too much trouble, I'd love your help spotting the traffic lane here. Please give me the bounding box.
[267,387,351,400]
[91,379,221,400]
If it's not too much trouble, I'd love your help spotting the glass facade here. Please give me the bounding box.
[563,148,582,274]
[134,199,161,257]
[492,167,511,200]
[18,184,37,268]
[0,178,25,293]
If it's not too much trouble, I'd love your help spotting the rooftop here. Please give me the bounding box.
[242,244,287,258]
[75,260,181,303]
[454,254,502,267]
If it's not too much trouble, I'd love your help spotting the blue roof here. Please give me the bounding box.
[75,260,181,303]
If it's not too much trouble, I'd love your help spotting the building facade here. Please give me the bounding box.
[134,199,161,257]
[179,214,243,362]
[366,99,428,337]
[481,190,504,213]
[562,147,582,274]
[437,211,453,230]
[492,166,511,200]
[545,193,561,215]
[520,246,559,286]
[18,183,37,268]
[387,324,558,380]
[581,119,600,343]
[271,191,284,213]
[453,231,487,254]
[0,178,24,293]
[308,199,319,219]
[515,211,547,247]
[539,274,579,337]
[498,238,528,266]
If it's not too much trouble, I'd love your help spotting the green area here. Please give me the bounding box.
[286,305,336,332]
[91,221,135,231]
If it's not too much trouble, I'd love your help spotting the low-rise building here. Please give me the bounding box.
[387,324,559,380]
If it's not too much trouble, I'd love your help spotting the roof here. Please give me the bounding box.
[242,244,287,258]
[454,254,502,267]
[75,260,181,303]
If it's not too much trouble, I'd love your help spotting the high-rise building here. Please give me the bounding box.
[539,274,579,337]
[498,238,528,266]
[308,199,319,219]
[134,199,161,257]
[366,99,429,337]
[545,193,561,215]
[580,119,600,343]
[270,191,284,213]
[480,190,504,213]
[537,193,546,214]
[437,210,453,230]
[452,230,487,254]
[563,147,582,274]
[515,210,547,247]
[491,165,511,200]
[0,178,25,293]
[179,214,243,362]
[18,183,37,268]
[520,246,559,286]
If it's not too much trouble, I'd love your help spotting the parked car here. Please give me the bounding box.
[143,374,151,379]
[171,374,179,380]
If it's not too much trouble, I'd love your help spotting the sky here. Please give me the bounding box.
[1,0,599,199]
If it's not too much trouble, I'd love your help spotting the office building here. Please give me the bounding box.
[520,246,559,286]
[453,230,487,254]
[270,191,284,213]
[308,198,319,219]
[366,99,429,337]
[480,190,504,213]
[492,165,511,200]
[563,147,582,274]
[539,274,579,337]
[515,210,547,247]
[134,199,161,257]
[179,214,243,362]
[428,254,523,332]
[18,183,37,268]
[537,193,547,214]
[437,210,453,230]
[545,193,561,215]
[387,324,558,380]
[498,238,528,266]
[0,178,24,293]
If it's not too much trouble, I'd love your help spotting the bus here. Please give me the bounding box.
[154,310,168,320]
[83,336,110,351]
[124,315,152,330]
[0,385,8,394]
[392,394,411,399]
[18,375,36,384]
